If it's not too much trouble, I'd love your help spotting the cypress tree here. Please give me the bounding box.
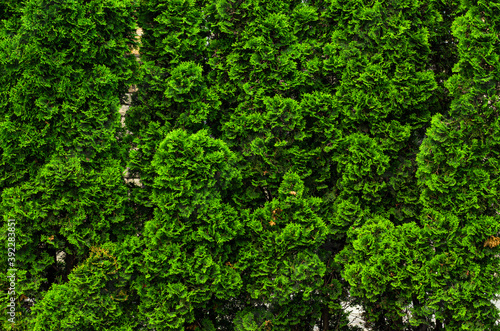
[234,171,332,330]
[414,0,500,328]
[0,0,138,327]
[124,0,215,231]
[132,128,243,329]
[0,0,25,146]
[327,0,447,328]
[127,0,354,328]
[200,1,355,328]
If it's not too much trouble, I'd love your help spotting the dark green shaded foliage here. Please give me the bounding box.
[30,243,141,330]
[0,0,27,142]
[234,171,330,329]
[192,0,358,328]
[210,0,338,207]
[0,0,138,192]
[338,217,435,329]
[0,0,25,22]
[428,0,460,115]
[0,0,138,328]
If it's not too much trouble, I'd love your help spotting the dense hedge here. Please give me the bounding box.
[0,0,138,329]
[415,0,500,327]
[0,0,499,330]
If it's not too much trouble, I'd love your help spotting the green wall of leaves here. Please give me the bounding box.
[0,0,499,330]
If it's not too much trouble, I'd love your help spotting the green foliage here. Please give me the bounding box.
[124,0,216,230]
[0,0,25,22]
[235,171,330,329]
[132,129,243,329]
[412,0,500,328]
[0,0,138,328]
[127,0,355,327]
[1,0,499,329]
[338,217,433,329]
[30,243,140,330]
[325,0,447,328]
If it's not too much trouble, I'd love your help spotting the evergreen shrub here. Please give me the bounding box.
[0,0,138,328]
[0,0,499,330]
